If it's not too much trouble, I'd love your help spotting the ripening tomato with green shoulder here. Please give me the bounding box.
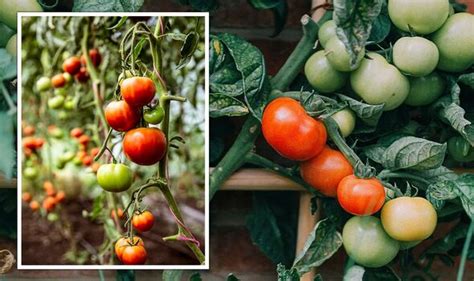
[63,56,82,75]
[381,197,437,241]
[51,74,66,88]
[300,146,353,197]
[304,50,348,93]
[132,210,155,232]
[447,136,474,162]
[337,175,386,216]
[317,20,337,48]
[123,128,167,165]
[343,216,400,268]
[121,77,156,107]
[105,100,140,132]
[97,163,133,192]
[262,97,327,161]
[115,236,144,261]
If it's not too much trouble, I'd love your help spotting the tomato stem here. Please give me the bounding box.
[377,170,431,188]
[457,219,474,281]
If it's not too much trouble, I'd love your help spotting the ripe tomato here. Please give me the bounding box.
[35,138,44,149]
[318,20,337,48]
[404,72,445,106]
[111,208,125,220]
[123,128,167,165]
[300,146,353,197]
[121,244,147,265]
[78,135,90,146]
[23,137,37,150]
[115,236,144,261]
[121,77,156,107]
[42,196,56,212]
[81,48,101,67]
[132,210,155,232]
[29,200,40,211]
[325,36,365,72]
[261,97,327,161]
[96,163,133,192]
[392,37,439,77]
[105,100,140,132]
[55,191,66,204]
[22,192,32,202]
[343,216,399,268]
[388,0,449,34]
[36,77,51,92]
[337,175,385,216]
[51,74,66,88]
[304,50,348,93]
[63,56,81,75]
[381,197,437,241]
[330,109,356,138]
[143,106,165,124]
[75,67,89,83]
[82,155,93,166]
[23,125,35,136]
[70,128,83,138]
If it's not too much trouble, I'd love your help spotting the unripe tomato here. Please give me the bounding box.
[63,56,81,75]
[318,20,337,48]
[343,216,400,268]
[105,100,140,132]
[0,0,42,29]
[132,210,155,232]
[388,0,449,34]
[330,109,356,138]
[29,200,40,211]
[23,125,35,136]
[392,36,439,77]
[304,50,348,93]
[447,136,474,162]
[48,95,65,109]
[350,52,409,111]
[431,13,474,72]
[325,36,365,72]
[63,99,75,110]
[121,244,147,265]
[381,197,437,241]
[70,128,84,138]
[63,72,72,84]
[404,72,445,106]
[42,196,56,212]
[121,77,156,107]
[54,88,67,97]
[24,167,39,180]
[22,192,32,202]
[261,97,327,161]
[5,34,16,57]
[337,175,385,216]
[51,74,66,88]
[81,48,101,67]
[97,163,133,192]
[115,236,144,261]
[36,77,51,92]
[300,146,353,197]
[143,106,165,124]
[123,128,167,165]
[75,67,89,83]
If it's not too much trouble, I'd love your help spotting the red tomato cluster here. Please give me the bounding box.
[104,76,167,166]
[62,49,101,83]
[22,123,45,157]
[22,181,66,213]
[69,127,99,168]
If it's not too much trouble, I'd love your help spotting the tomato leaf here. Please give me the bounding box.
[338,94,384,127]
[276,264,299,281]
[424,221,470,256]
[458,72,474,89]
[177,31,200,70]
[363,266,400,281]
[189,273,202,281]
[72,0,144,11]
[0,49,17,80]
[292,219,343,275]
[248,0,288,37]
[226,274,240,281]
[333,0,383,68]
[367,4,391,44]
[0,113,15,179]
[162,270,183,281]
[210,93,249,117]
[381,136,446,171]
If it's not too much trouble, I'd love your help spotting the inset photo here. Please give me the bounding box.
[18,13,208,269]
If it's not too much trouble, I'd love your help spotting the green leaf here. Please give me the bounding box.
[246,192,298,266]
[362,145,386,164]
[292,219,343,275]
[0,49,16,80]
[0,113,14,179]
[73,0,144,11]
[210,39,245,97]
[209,93,249,118]
[226,273,240,281]
[381,136,446,171]
[424,222,470,255]
[276,264,299,281]
[459,72,474,89]
[177,31,199,70]
[248,0,288,37]
[184,0,219,11]
[367,3,390,44]
[189,272,202,281]
[363,267,400,281]
[116,270,135,281]
[333,0,383,67]
[338,94,384,127]
[163,270,183,281]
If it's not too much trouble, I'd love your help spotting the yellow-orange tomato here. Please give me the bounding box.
[30,200,40,211]
[42,197,56,212]
[22,192,32,203]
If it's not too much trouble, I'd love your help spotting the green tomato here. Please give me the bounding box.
[5,34,16,57]
[63,72,72,84]
[96,163,133,192]
[343,216,400,268]
[58,151,75,164]
[405,72,445,106]
[24,166,39,180]
[388,0,449,34]
[47,213,59,222]
[57,110,69,121]
[48,95,65,109]
[325,36,364,72]
[72,157,82,166]
[63,99,75,111]
[36,76,51,92]
[144,106,165,124]
[431,13,474,72]
[318,20,337,48]
[0,22,15,48]
[330,108,356,138]
[49,127,64,139]
[0,0,43,29]
[392,37,439,77]
[54,88,67,97]
[350,52,409,111]
[447,136,474,162]
[304,50,348,94]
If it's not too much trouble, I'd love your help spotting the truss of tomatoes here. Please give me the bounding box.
[261,96,437,268]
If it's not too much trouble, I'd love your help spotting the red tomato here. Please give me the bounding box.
[81,48,101,67]
[132,210,155,232]
[55,191,66,204]
[82,155,93,166]
[30,200,40,211]
[34,138,44,149]
[262,97,327,161]
[337,175,386,216]
[121,77,156,107]
[121,244,147,265]
[42,196,56,212]
[23,125,35,136]
[123,128,167,165]
[111,208,125,220]
[90,147,100,157]
[75,67,89,83]
[300,146,353,197]
[78,135,90,146]
[63,56,81,75]
[51,74,66,88]
[105,100,140,132]
[23,137,38,150]
[70,128,84,138]
[22,192,32,202]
